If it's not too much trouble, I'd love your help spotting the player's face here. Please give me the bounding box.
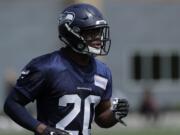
[81,28,103,49]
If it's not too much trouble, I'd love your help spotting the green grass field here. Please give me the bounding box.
[1,127,180,135]
[93,128,180,135]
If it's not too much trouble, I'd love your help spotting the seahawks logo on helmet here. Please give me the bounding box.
[58,12,75,25]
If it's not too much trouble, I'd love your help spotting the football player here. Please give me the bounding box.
[4,3,129,135]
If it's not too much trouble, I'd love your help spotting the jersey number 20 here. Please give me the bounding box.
[56,95,100,135]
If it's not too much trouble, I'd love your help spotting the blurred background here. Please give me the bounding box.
[1,0,180,135]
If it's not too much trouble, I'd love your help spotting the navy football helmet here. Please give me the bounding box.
[58,3,111,56]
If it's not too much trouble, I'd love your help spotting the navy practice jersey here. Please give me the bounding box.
[14,48,112,135]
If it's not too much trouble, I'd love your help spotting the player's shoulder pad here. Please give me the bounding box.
[25,50,66,72]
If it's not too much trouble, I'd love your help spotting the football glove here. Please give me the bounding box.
[112,98,129,126]
[42,126,72,135]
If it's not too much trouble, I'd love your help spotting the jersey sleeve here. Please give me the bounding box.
[15,62,46,102]
[101,69,112,101]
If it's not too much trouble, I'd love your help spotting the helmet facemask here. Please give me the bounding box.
[80,26,111,56]
[59,22,111,56]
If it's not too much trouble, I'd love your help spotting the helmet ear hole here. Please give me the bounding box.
[76,43,86,51]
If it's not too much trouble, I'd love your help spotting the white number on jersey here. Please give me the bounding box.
[56,95,100,135]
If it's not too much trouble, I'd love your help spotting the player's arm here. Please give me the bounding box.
[4,91,70,135]
[4,89,41,132]
[95,98,129,128]
[4,67,46,133]
[4,65,71,135]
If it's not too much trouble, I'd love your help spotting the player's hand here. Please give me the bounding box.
[112,98,129,126]
[42,126,72,135]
